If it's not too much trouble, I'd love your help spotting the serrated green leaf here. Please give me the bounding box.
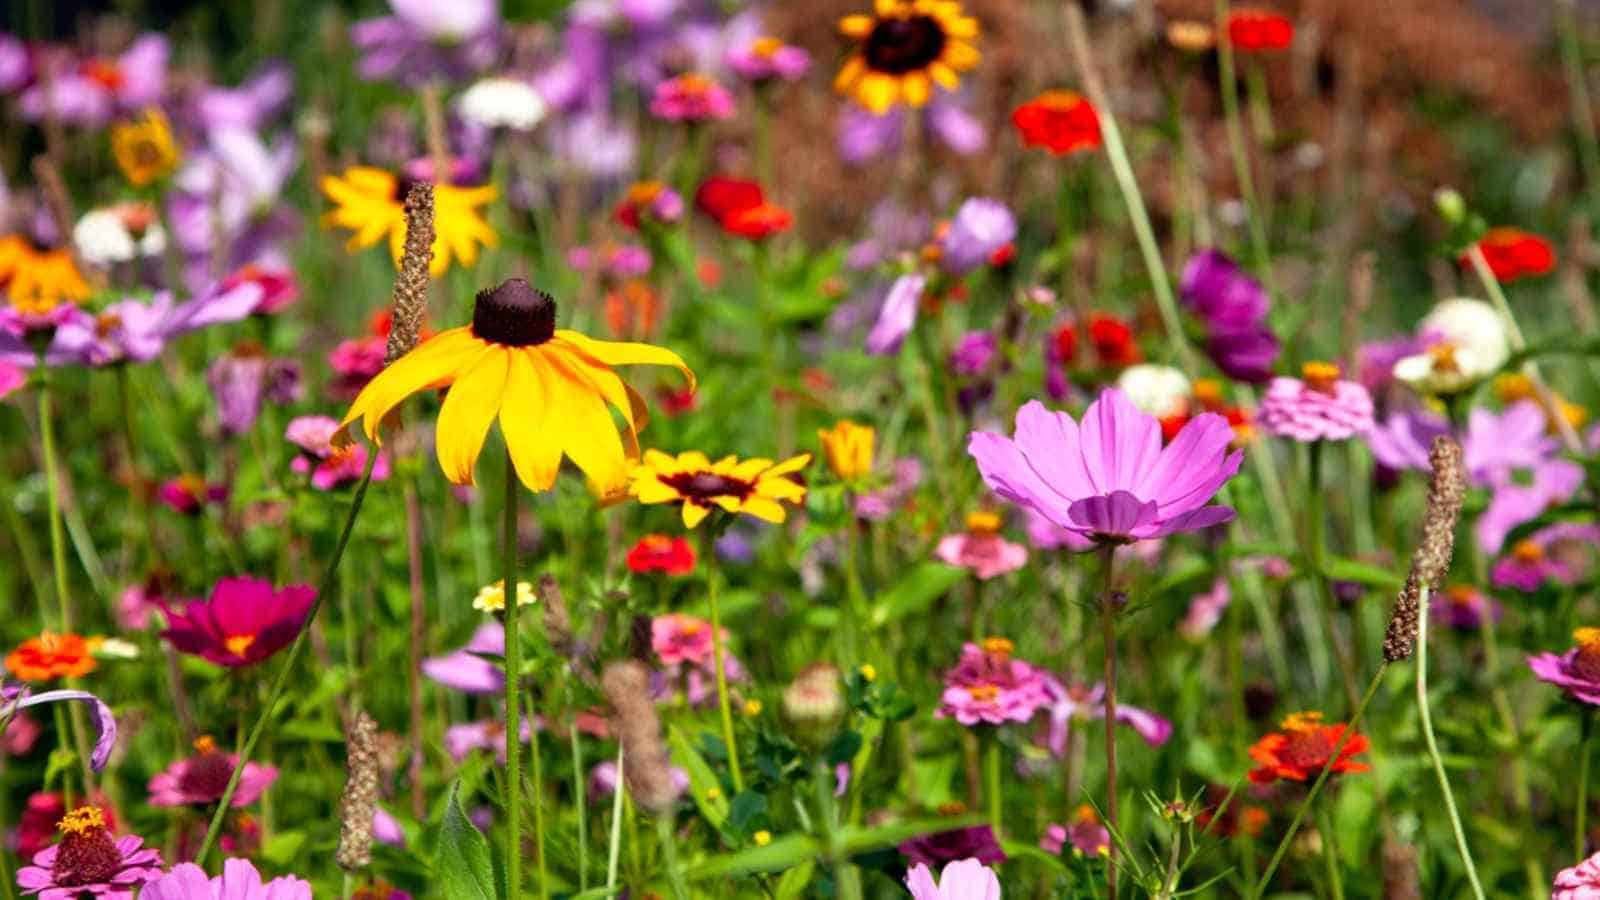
[435,780,498,900]
[668,724,730,828]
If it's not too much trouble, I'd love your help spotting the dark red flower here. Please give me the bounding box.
[626,534,697,575]
[988,243,1016,268]
[1088,314,1141,367]
[1248,711,1369,784]
[1011,90,1102,156]
[1466,227,1556,283]
[1227,9,1294,51]
[1052,323,1078,365]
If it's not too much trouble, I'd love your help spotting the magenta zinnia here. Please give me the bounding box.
[968,389,1242,544]
[159,577,315,667]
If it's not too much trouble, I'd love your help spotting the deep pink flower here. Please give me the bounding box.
[1491,523,1600,592]
[156,476,228,515]
[328,335,386,400]
[936,639,1052,727]
[934,515,1027,580]
[649,74,734,122]
[148,737,278,807]
[1258,362,1374,442]
[970,390,1241,544]
[284,415,391,489]
[1554,851,1600,900]
[16,806,162,899]
[140,858,310,900]
[158,577,315,668]
[1528,629,1600,706]
[726,37,811,83]
[1429,585,1502,632]
[651,613,721,667]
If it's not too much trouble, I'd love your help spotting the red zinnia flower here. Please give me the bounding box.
[1227,9,1294,51]
[1466,227,1556,283]
[627,534,697,576]
[1052,323,1078,364]
[724,202,793,240]
[695,175,765,225]
[1011,90,1102,156]
[1248,711,1369,784]
[6,633,97,682]
[1087,314,1140,367]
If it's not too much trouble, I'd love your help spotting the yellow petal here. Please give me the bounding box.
[499,349,563,492]
[434,347,510,485]
[764,454,813,477]
[633,477,683,504]
[740,497,788,523]
[943,41,980,70]
[542,350,629,498]
[682,502,712,529]
[858,74,898,114]
[552,331,696,393]
[874,0,898,15]
[342,328,486,444]
[731,458,775,479]
[557,345,638,434]
[902,71,931,107]
[839,14,874,37]
[642,448,679,471]
[928,62,960,90]
[834,56,865,92]
[678,450,712,471]
[943,15,979,38]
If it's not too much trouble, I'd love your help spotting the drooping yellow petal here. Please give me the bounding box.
[499,349,564,492]
[682,502,712,529]
[341,328,488,444]
[541,349,629,498]
[834,56,865,93]
[556,345,638,435]
[434,347,510,485]
[764,454,813,478]
[552,331,695,393]
[740,497,788,523]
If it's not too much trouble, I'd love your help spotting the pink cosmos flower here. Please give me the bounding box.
[1257,362,1374,442]
[140,858,311,900]
[935,513,1027,580]
[148,738,279,807]
[649,74,735,122]
[969,389,1241,544]
[1179,577,1231,641]
[445,718,535,763]
[1041,806,1112,857]
[1491,524,1600,591]
[422,622,504,695]
[328,336,386,399]
[1555,851,1600,900]
[16,807,162,900]
[1529,628,1600,705]
[936,639,1052,727]
[1040,674,1172,755]
[651,613,721,667]
[284,414,391,489]
[726,37,811,83]
[159,577,315,668]
[905,858,1001,900]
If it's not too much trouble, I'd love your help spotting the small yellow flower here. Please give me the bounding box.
[818,420,874,482]
[835,0,981,114]
[858,663,877,682]
[0,235,90,313]
[111,108,179,187]
[753,830,772,847]
[321,166,498,277]
[629,449,810,529]
[472,579,537,613]
[743,699,764,716]
[706,786,722,800]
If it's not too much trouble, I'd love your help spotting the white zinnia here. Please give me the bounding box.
[1393,297,1509,395]
[457,78,547,131]
[74,208,165,267]
[1116,364,1192,419]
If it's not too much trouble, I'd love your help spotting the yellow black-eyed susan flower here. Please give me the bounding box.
[835,0,980,114]
[629,450,810,528]
[341,279,693,500]
[111,108,180,187]
[320,166,497,277]
[0,235,90,313]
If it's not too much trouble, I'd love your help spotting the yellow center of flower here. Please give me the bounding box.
[674,73,716,97]
[1301,361,1340,394]
[1192,378,1223,408]
[193,735,217,754]
[58,806,106,836]
[981,636,1014,659]
[1427,342,1460,372]
[751,37,784,58]
[1035,89,1088,111]
[626,181,664,205]
[1073,803,1099,825]
[1280,710,1324,734]
[754,829,773,846]
[967,684,1000,702]
[1512,539,1545,564]
[11,288,62,317]
[1576,628,1600,650]
[224,634,256,657]
[966,511,1003,534]
[859,663,877,682]
[743,699,763,716]
[1494,373,1537,404]
[1446,585,1478,607]
[95,313,123,338]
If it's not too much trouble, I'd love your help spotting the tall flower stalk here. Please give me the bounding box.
[700,526,744,791]
[501,451,531,898]
[1097,543,1121,899]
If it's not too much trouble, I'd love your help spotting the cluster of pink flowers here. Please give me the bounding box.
[1258,362,1374,442]
[936,638,1052,726]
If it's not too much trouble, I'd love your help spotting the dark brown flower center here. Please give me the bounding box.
[663,471,754,501]
[390,174,425,204]
[53,827,122,886]
[471,279,557,347]
[863,14,947,74]
[178,751,236,800]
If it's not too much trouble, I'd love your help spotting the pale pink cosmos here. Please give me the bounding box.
[1528,630,1600,706]
[936,640,1052,727]
[1257,364,1374,442]
[651,613,721,667]
[140,858,311,900]
[1554,851,1600,900]
[935,517,1027,580]
[905,858,1001,900]
[1179,577,1231,641]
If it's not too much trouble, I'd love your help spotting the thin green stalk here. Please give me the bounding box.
[572,718,589,891]
[699,527,744,791]
[1098,542,1121,900]
[115,366,159,564]
[1415,585,1486,900]
[1255,662,1388,897]
[1581,711,1594,861]
[606,745,625,891]
[501,451,532,899]
[984,731,1003,840]
[196,453,376,864]
[1214,0,1278,301]
[655,814,691,900]
[1306,442,1362,712]
[1557,0,1600,220]
[527,693,548,900]
[1316,803,1344,900]
[816,761,862,900]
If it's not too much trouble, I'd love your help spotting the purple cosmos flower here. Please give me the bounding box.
[865,272,926,355]
[949,331,997,376]
[1040,675,1172,756]
[350,0,499,86]
[0,303,92,367]
[16,807,162,899]
[1491,523,1600,591]
[445,718,535,763]
[373,808,406,848]
[935,640,1052,726]
[0,34,30,93]
[168,130,301,292]
[20,35,168,127]
[854,457,922,521]
[190,62,293,133]
[939,198,1016,276]
[422,622,505,695]
[1529,629,1600,706]
[148,738,279,807]
[158,577,316,668]
[52,284,262,367]
[1429,586,1502,632]
[140,858,310,900]
[588,759,690,801]
[845,201,929,271]
[208,347,301,436]
[1,682,116,771]
[905,859,1001,900]
[838,93,987,165]
[1357,333,1430,395]
[900,826,1006,868]
[1257,363,1375,442]
[970,390,1242,544]
[1179,250,1280,382]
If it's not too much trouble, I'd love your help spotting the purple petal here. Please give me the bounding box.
[865,273,925,355]
[1078,389,1163,494]
[1068,491,1159,539]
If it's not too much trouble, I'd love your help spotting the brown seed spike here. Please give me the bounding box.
[384,182,435,366]
[1383,436,1465,662]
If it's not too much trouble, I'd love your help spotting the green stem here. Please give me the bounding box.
[527,692,548,900]
[1255,662,1389,897]
[1415,585,1487,900]
[196,453,376,864]
[700,527,744,791]
[1582,711,1594,862]
[1557,0,1600,221]
[840,507,865,668]
[1215,0,1278,300]
[38,374,72,632]
[984,731,1003,841]
[816,762,862,900]
[1098,542,1120,900]
[1306,442,1361,712]
[501,451,531,899]
[572,718,589,891]
[655,814,691,900]
[1316,803,1344,900]
[606,746,625,891]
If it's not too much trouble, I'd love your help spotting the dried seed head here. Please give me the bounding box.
[601,661,678,813]
[384,182,435,365]
[1383,436,1465,662]
[335,709,380,871]
[538,573,575,658]
[1381,836,1421,900]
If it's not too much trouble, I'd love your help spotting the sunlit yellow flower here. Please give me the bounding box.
[629,449,810,528]
[320,166,497,277]
[341,279,694,500]
[111,108,180,187]
[835,0,980,114]
[0,235,90,314]
[472,579,536,613]
[818,420,874,482]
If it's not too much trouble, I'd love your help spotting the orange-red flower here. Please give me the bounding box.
[1248,711,1369,784]
[1466,227,1556,283]
[626,534,697,575]
[724,202,793,241]
[1227,9,1294,52]
[1088,314,1141,367]
[5,633,98,682]
[605,280,661,339]
[1011,90,1101,156]
[695,176,765,224]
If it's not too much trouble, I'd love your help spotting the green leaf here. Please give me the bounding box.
[870,562,965,628]
[824,730,864,767]
[1506,336,1600,368]
[434,780,498,900]
[839,815,985,854]
[668,724,730,828]
[727,790,768,836]
[260,830,307,867]
[774,860,817,900]
[1319,557,1402,590]
[685,833,822,879]
[999,840,1068,873]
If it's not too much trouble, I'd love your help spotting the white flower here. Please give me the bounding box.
[1393,297,1508,395]
[89,637,141,659]
[472,579,536,613]
[74,207,165,267]
[1116,364,1191,419]
[457,78,546,131]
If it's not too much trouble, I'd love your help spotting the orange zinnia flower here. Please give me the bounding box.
[5,633,98,681]
[1011,90,1101,156]
[1248,711,1369,784]
[1466,227,1556,283]
[1227,9,1294,52]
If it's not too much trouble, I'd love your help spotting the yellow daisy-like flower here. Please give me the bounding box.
[630,449,810,528]
[818,419,874,482]
[110,108,180,187]
[341,279,694,500]
[0,235,90,314]
[472,579,537,613]
[835,0,981,114]
[320,166,498,277]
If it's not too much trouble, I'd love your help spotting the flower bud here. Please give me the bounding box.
[782,663,845,749]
